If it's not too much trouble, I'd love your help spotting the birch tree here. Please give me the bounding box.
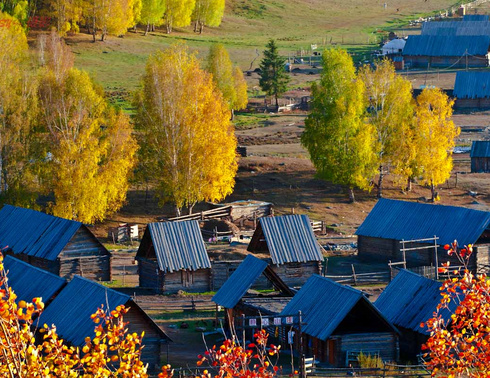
[359,59,414,198]
[192,0,224,33]
[134,43,237,215]
[163,0,195,33]
[301,48,377,203]
[414,87,459,201]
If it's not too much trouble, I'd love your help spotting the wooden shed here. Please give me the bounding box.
[136,221,212,293]
[280,275,399,366]
[0,205,111,281]
[356,199,490,272]
[375,269,456,359]
[471,140,490,172]
[454,72,490,109]
[38,276,171,372]
[247,215,323,287]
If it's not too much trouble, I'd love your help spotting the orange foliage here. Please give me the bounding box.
[422,241,490,377]
[0,253,149,377]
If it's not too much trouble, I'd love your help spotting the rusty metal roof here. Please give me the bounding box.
[256,215,323,265]
[0,205,82,261]
[145,221,211,273]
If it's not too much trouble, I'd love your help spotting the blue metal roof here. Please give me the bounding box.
[3,255,66,303]
[375,269,455,334]
[39,276,131,346]
[421,20,490,35]
[355,198,490,247]
[147,221,211,273]
[464,15,489,21]
[280,275,392,340]
[471,140,490,157]
[212,255,268,308]
[403,35,490,56]
[259,215,323,265]
[454,71,490,99]
[0,205,82,261]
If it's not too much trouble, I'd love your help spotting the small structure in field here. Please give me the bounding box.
[403,35,490,68]
[356,199,490,272]
[471,140,490,172]
[247,215,323,287]
[381,38,406,55]
[375,269,455,358]
[3,255,67,306]
[0,205,111,281]
[280,275,398,366]
[136,221,211,293]
[454,71,490,109]
[38,275,171,371]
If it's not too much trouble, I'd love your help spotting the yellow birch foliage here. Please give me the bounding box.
[192,0,225,33]
[414,88,459,199]
[164,0,195,33]
[38,55,136,223]
[134,43,237,214]
[0,12,39,206]
[0,255,149,376]
[233,65,248,111]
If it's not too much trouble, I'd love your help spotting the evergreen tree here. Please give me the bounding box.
[258,39,290,108]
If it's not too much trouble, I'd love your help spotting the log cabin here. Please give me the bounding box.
[38,276,171,371]
[136,221,212,293]
[0,205,111,280]
[375,269,457,359]
[454,72,490,110]
[470,140,490,172]
[247,215,323,287]
[280,275,399,366]
[356,199,490,272]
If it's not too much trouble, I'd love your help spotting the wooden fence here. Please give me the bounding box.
[133,296,216,313]
[163,206,233,222]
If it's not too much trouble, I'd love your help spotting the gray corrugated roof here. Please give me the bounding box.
[3,255,66,303]
[471,140,490,157]
[281,275,391,341]
[375,269,455,334]
[355,198,490,247]
[148,221,211,273]
[259,215,323,265]
[38,276,131,346]
[403,35,490,56]
[422,20,490,35]
[0,205,82,261]
[454,71,490,99]
[212,255,268,308]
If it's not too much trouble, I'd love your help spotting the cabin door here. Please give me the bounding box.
[181,270,194,287]
[327,338,336,365]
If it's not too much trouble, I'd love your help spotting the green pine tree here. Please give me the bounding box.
[259,39,290,108]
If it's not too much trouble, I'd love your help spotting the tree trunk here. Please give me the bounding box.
[377,165,383,198]
[101,32,105,41]
[406,177,412,192]
[230,109,234,120]
[430,180,435,202]
[348,187,355,203]
[92,29,96,42]
[144,22,149,36]
[151,23,155,32]
[175,205,181,217]
[199,21,204,34]
[166,22,171,34]
[275,93,279,108]
[194,20,198,32]
[188,203,195,215]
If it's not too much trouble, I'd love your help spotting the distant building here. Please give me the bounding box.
[247,215,323,287]
[375,269,457,358]
[471,140,490,172]
[356,199,490,272]
[454,71,490,109]
[0,205,111,281]
[403,35,490,68]
[136,221,212,293]
[38,276,171,371]
[280,275,398,366]
[381,38,406,55]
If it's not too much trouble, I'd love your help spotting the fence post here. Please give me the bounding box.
[351,264,357,286]
[434,235,439,280]
[191,296,196,312]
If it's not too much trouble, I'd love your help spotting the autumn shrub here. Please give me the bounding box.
[422,241,490,377]
[357,351,383,369]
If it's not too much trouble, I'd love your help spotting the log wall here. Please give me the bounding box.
[358,236,399,261]
[210,260,271,290]
[338,332,398,365]
[271,261,321,288]
[471,157,490,172]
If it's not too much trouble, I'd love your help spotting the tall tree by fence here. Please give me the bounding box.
[259,39,290,108]
[301,48,377,203]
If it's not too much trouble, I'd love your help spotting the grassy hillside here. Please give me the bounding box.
[64,0,467,97]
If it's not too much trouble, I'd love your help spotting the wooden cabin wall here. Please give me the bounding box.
[358,236,398,261]
[59,255,111,281]
[61,227,108,258]
[138,258,162,292]
[163,269,211,293]
[338,332,398,366]
[211,261,272,291]
[271,261,321,288]
[27,255,60,276]
[471,157,490,173]
[125,304,166,372]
